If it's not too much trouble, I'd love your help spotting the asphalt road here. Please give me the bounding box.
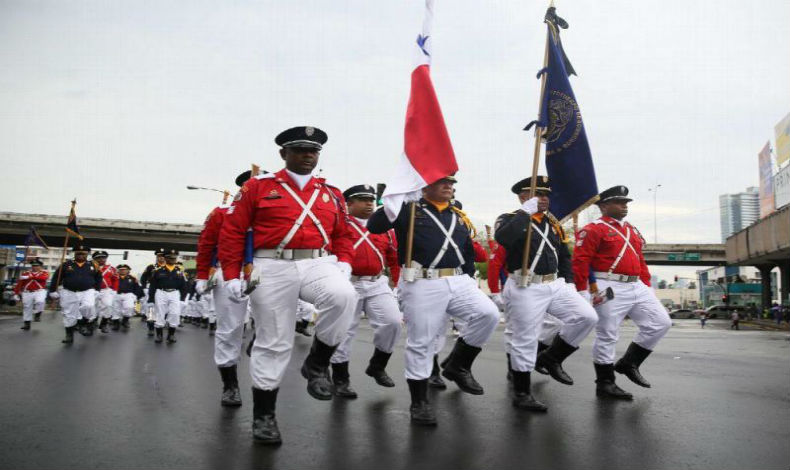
[1,312,788,470]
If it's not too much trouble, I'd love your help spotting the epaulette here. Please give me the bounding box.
[546,212,568,242]
[254,173,275,180]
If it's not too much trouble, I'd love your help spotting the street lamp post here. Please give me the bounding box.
[186,185,230,204]
[648,184,661,243]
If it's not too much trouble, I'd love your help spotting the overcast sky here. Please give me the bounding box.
[1,0,788,279]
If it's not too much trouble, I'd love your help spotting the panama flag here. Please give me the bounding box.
[381,0,458,222]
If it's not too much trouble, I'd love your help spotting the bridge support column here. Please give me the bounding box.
[779,261,790,306]
[756,265,775,313]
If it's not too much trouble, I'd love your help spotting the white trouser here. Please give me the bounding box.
[21,290,47,321]
[192,299,204,318]
[199,295,215,322]
[213,267,249,367]
[247,255,357,390]
[503,278,598,372]
[399,274,499,380]
[113,293,137,319]
[296,300,315,322]
[433,315,463,357]
[154,290,182,328]
[60,289,97,327]
[331,276,403,364]
[96,288,116,319]
[503,312,564,355]
[592,279,672,364]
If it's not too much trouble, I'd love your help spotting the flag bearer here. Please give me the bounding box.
[218,126,357,445]
[572,185,671,400]
[14,258,49,330]
[49,245,102,343]
[494,176,598,412]
[367,175,500,426]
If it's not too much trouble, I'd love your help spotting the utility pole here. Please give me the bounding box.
[648,184,662,243]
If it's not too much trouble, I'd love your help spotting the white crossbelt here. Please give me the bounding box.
[350,222,385,270]
[421,208,465,269]
[598,220,638,275]
[274,183,330,258]
[528,222,557,275]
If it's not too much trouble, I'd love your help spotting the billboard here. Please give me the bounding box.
[775,164,790,210]
[776,112,790,167]
[758,142,775,218]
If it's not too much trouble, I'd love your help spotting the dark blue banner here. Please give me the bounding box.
[538,22,598,221]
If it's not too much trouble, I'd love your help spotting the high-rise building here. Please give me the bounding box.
[719,186,759,242]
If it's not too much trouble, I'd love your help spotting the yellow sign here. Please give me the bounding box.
[775,112,790,166]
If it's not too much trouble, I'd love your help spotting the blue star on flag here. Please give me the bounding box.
[416,34,430,57]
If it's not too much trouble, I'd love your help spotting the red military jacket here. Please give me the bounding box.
[196,204,230,279]
[487,243,507,294]
[347,217,400,281]
[571,216,651,291]
[14,270,49,294]
[98,264,119,291]
[472,240,488,263]
[218,168,354,280]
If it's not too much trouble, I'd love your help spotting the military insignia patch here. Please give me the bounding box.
[545,90,582,156]
[305,126,315,136]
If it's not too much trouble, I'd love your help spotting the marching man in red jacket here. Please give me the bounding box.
[328,184,402,398]
[195,169,254,408]
[218,126,357,445]
[14,258,49,330]
[93,251,119,334]
[572,185,671,400]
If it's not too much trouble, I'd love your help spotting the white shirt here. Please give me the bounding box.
[353,216,368,227]
[286,169,313,190]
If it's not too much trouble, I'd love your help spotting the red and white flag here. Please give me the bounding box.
[381,0,458,221]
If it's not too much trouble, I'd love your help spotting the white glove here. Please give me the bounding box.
[491,292,504,310]
[195,279,208,295]
[49,291,59,300]
[521,196,539,215]
[226,278,245,303]
[337,262,352,279]
[13,294,21,302]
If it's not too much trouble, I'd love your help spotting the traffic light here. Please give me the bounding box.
[674,276,678,282]
[721,295,729,304]
[123,251,129,260]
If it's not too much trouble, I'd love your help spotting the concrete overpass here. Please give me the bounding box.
[0,212,201,252]
[726,205,790,307]
[1,211,727,265]
[641,243,726,266]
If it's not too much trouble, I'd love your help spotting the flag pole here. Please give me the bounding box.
[558,194,600,225]
[404,202,417,269]
[53,200,76,291]
[518,18,552,288]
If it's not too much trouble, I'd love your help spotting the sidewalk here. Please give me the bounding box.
[740,318,790,331]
